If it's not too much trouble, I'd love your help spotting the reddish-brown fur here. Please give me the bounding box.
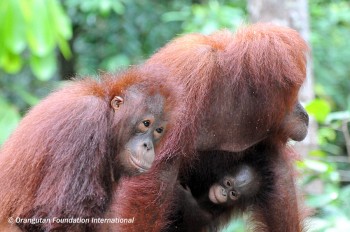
[109,23,308,231]
[170,139,307,232]
[0,66,180,232]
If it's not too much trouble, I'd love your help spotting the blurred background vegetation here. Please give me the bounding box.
[0,0,349,231]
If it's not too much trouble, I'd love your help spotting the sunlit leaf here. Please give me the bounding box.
[48,0,72,39]
[0,1,5,58]
[2,50,22,73]
[325,111,350,123]
[304,159,329,172]
[309,149,327,158]
[329,171,340,182]
[98,0,112,15]
[80,0,99,12]
[26,0,55,56]
[318,127,337,144]
[306,99,331,123]
[30,53,56,81]
[4,0,26,54]
[19,0,31,21]
[111,0,125,15]
[57,35,72,59]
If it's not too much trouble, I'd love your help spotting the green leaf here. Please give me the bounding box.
[30,53,56,81]
[57,35,72,59]
[26,0,55,56]
[48,0,72,40]
[0,98,20,145]
[304,159,329,172]
[111,0,125,15]
[99,0,112,16]
[325,111,350,123]
[306,98,331,123]
[80,0,99,12]
[307,192,338,208]
[3,0,26,54]
[318,127,336,144]
[309,149,327,159]
[1,50,22,73]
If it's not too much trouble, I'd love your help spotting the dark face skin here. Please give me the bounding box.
[208,165,261,205]
[283,102,309,142]
[111,89,167,175]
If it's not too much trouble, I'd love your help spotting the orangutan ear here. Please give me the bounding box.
[111,96,124,111]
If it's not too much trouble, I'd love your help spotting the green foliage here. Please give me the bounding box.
[63,0,187,75]
[301,95,350,231]
[0,0,72,80]
[0,0,187,144]
[299,156,350,232]
[0,98,20,144]
[306,99,332,123]
[0,0,69,139]
[311,0,350,111]
[163,0,246,34]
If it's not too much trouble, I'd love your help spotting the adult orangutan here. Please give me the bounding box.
[0,66,180,231]
[108,23,309,232]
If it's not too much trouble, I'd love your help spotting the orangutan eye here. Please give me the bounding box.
[230,191,239,200]
[155,127,164,134]
[138,119,152,133]
[143,120,151,127]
